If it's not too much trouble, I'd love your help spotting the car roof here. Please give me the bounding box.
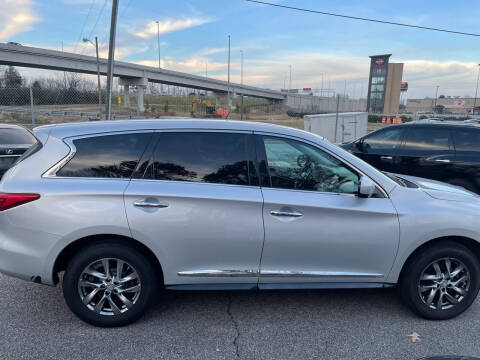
[36,118,322,141]
[404,119,480,128]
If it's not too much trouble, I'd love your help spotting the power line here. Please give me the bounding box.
[74,0,96,53]
[245,0,480,37]
[87,0,109,41]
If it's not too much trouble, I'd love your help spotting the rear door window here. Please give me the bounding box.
[403,127,451,151]
[57,132,152,178]
[452,129,480,151]
[148,132,254,186]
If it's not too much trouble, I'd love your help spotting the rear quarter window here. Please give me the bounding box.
[452,129,480,151]
[56,132,152,178]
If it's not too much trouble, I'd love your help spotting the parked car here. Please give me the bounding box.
[0,124,37,178]
[341,120,480,193]
[1,119,480,327]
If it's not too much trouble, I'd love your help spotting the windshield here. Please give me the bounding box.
[383,172,419,188]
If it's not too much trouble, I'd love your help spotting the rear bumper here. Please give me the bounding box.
[0,217,61,286]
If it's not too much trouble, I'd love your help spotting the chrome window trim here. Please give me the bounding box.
[42,130,155,179]
[254,130,389,198]
[0,154,22,158]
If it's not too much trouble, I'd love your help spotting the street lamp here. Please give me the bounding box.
[473,64,480,115]
[83,36,102,115]
[240,50,244,120]
[434,85,439,113]
[155,21,161,69]
[226,35,231,119]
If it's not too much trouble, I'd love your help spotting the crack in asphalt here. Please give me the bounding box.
[227,293,241,359]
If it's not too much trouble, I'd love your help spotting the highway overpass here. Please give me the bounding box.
[0,43,285,112]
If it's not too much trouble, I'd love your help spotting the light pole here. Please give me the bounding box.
[83,36,102,115]
[434,85,439,113]
[226,35,231,118]
[289,64,292,91]
[473,64,480,115]
[156,21,161,69]
[240,50,244,120]
[106,0,119,120]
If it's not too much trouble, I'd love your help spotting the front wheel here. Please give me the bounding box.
[63,242,158,327]
[400,242,480,320]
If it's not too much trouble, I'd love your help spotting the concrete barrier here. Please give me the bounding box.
[304,112,368,144]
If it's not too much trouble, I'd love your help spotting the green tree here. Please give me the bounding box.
[4,66,23,88]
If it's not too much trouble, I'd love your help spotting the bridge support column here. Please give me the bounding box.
[123,85,130,108]
[136,85,146,113]
[119,77,148,114]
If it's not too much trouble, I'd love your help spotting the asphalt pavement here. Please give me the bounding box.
[1,273,479,360]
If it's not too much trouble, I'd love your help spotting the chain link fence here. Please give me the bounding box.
[0,68,368,131]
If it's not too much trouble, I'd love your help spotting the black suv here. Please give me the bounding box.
[0,124,36,178]
[341,120,480,193]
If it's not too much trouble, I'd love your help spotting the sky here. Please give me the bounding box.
[1,0,480,98]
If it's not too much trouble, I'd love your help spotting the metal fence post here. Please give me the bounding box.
[29,86,35,127]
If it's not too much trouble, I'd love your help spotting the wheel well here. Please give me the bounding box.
[398,236,480,283]
[52,234,164,285]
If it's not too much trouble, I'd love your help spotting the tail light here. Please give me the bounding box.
[0,193,40,211]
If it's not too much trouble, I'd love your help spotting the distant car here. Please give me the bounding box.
[341,120,480,193]
[0,124,37,178]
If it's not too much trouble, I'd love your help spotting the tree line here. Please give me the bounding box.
[0,66,102,106]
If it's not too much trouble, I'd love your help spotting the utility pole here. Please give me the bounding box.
[434,85,439,112]
[240,50,244,120]
[105,0,119,120]
[226,35,231,118]
[473,64,480,115]
[156,21,161,69]
[84,37,102,115]
[289,65,292,91]
[62,41,67,90]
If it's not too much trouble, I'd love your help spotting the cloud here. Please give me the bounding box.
[0,0,40,41]
[134,17,211,39]
[135,58,227,73]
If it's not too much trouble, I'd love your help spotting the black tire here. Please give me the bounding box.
[399,241,480,320]
[447,178,477,193]
[63,241,159,327]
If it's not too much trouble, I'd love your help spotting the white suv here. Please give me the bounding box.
[0,119,479,327]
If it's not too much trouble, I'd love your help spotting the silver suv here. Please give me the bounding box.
[1,119,479,327]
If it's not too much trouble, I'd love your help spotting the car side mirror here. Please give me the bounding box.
[358,176,376,198]
[356,140,365,152]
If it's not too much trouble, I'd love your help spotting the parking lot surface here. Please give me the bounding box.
[1,273,479,360]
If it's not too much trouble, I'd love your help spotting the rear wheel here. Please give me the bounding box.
[400,242,480,320]
[63,242,158,327]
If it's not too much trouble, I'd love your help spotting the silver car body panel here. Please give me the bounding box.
[0,119,480,288]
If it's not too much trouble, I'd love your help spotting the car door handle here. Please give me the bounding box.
[270,210,303,218]
[133,200,169,208]
[380,156,393,160]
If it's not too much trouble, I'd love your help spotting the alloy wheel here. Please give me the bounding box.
[78,258,141,316]
[418,257,470,310]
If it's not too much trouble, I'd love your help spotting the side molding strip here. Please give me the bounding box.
[177,270,383,278]
[178,270,259,277]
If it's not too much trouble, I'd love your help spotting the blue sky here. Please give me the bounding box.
[2,0,480,98]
